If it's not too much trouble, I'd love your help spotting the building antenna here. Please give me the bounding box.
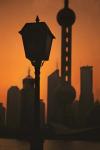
[56,61,59,70]
[64,0,69,8]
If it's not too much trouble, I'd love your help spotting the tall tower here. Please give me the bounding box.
[0,103,5,128]
[20,69,35,131]
[80,66,94,111]
[23,68,35,89]
[47,69,60,123]
[6,86,21,129]
[57,0,76,84]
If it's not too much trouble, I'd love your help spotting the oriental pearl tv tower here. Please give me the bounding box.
[56,0,76,104]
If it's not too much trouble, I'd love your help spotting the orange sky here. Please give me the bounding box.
[0,0,100,106]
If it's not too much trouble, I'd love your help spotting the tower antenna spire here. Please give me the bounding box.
[64,0,69,8]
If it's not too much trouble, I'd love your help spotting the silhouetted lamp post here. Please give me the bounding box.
[19,16,55,150]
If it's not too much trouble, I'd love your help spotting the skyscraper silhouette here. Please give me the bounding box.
[20,69,35,131]
[56,0,76,124]
[47,69,60,124]
[0,103,5,128]
[78,66,94,127]
[23,68,35,89]
[79,66,94,112]
[6,86,21,130]
[57,0,76,84]
[55,0,76,105]
[47,0,76,125]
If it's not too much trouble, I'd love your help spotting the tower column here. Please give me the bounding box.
[57,0,76,85]
[61,26,67,82]
[61,25,72,84]
[68,26,72,84]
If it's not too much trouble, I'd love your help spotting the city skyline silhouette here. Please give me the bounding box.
[0,0,99,129]
[0,0,100,106]
[0,1,100,150]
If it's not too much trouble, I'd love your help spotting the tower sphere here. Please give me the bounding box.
[57,8,76,26]
[54,81,76,104]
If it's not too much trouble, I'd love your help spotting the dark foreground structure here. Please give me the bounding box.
[0,1,100,150]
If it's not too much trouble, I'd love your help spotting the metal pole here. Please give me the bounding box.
[34,61,41,134]
[31,60,44,150]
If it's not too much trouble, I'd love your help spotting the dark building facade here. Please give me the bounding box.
[6,86,21,130]
[57,0,76,85]
[20,71,35,131]
[56,0,76,109]
[0,103,5,128]
[79,66,94,127]
[79,66,94,112]
[47,69,60,124]
[47,0,76,125]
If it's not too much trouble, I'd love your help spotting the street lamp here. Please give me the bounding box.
[19,16,55,150]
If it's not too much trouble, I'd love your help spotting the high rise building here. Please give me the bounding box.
[56,0,76,105]
[0,103,5,128]
[20,69,35,131]
[79,66,94,112]
[23,68,35,89]
[6,86,21,130]
[52,0,76,124]
[47,69,60,124]
[47,0,76,125]
[57,0,76,84]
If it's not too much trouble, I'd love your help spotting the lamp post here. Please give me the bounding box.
[19,16,55,150]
